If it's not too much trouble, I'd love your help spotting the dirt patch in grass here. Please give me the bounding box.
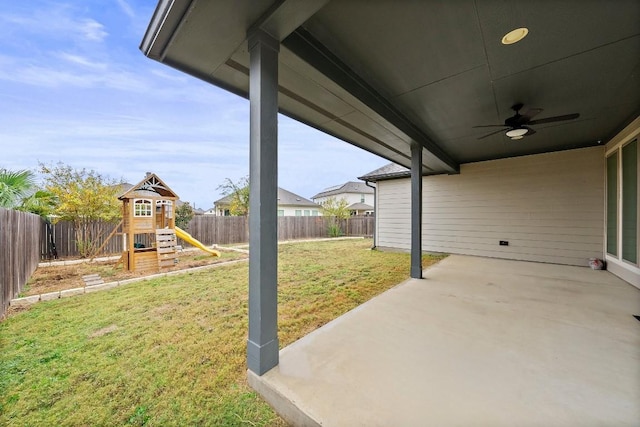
[88,324,118,339]
[22,249,247,297]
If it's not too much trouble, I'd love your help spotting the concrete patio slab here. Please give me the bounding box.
[249,255,640,426]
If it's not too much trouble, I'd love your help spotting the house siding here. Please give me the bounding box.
[314,193,374,206]
[377,146,605,266]
[279,206,322,216]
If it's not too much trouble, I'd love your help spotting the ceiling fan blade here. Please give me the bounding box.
[477,128,508,140]
[523,126,536,136]
[522,108,543,121]
[472,124,507,128]
[528,113,580,126]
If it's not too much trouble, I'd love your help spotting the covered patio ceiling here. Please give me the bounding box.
[141,0,640,174]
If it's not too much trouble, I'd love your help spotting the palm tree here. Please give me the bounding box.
[0,169,57,217]
[0,168,36,209]
[19,189,57,217]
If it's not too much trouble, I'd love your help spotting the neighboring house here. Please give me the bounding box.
[311,181,374,216]
[202,207,216,215]
[213,187,321,217]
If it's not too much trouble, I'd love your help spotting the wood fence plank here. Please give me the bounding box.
[1,208,42,318]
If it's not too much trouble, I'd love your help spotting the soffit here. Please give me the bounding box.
[142,0,640,173]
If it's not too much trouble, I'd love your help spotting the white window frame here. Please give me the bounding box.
[620,139,638,265]
[604,118,640,288]
[156,200,174,218]
[134,199,152,217]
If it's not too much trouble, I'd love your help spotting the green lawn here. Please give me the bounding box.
[0,239,445,426]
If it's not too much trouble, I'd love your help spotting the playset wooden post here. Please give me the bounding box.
[117,173,180,273]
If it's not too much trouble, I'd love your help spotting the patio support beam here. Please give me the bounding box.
[283,28,459,174]
[247,29,280,376]
[410,142,423,279]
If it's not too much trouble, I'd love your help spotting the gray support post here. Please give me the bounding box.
[410,142,423,279]
[247,30,280,375]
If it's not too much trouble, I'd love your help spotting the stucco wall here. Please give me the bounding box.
[376,146,605,266]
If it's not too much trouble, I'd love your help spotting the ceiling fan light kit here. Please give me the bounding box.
[505,128,528,138]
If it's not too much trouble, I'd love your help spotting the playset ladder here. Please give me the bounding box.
[155,229,178,269]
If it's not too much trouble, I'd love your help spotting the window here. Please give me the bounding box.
[156,200,173,218]
[134,199,152,217]
[304,210,310,216]
[295,210,302,217]
[622,139,637,264]
[277,209,284,217]
[311,210,319,216]
[360,194,365,203]
[606,154,618,256]
[607,138,639,267]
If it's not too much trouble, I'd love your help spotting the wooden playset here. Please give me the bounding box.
[117,173,180,273]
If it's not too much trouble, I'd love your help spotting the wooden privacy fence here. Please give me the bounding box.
[339,216,375,237]
[1,208,43,317]
[41,220,123,259]
[186,216,248,246]
[40,216,374,259]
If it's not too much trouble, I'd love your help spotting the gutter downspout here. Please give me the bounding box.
[364,180,376,249]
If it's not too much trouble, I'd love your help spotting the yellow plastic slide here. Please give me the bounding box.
[175,226,221,257]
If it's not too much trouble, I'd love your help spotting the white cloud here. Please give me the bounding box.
[116,0,136,18]
[0,60,151,92]
[0,6,108,44]
[78,18,108,42]
[5,66,96,88]
[149,68,188,83]
[56,52,107,69]
[116,0,135,18]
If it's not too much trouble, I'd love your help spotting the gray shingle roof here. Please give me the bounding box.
[358,163,410,182]
[276,188,319,207]
[347,202,374,211]
[214,187,318,207]
[311,181,374,199]
[213,193,234,204]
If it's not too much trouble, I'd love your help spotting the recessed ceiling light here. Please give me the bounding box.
[501,27,529,45]
[505,128,528,138]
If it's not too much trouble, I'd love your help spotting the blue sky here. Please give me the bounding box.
[0,1,387,209]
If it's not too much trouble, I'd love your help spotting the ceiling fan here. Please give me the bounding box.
[474,103,580,140]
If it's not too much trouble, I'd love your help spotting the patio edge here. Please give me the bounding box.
[248,369,321,427]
